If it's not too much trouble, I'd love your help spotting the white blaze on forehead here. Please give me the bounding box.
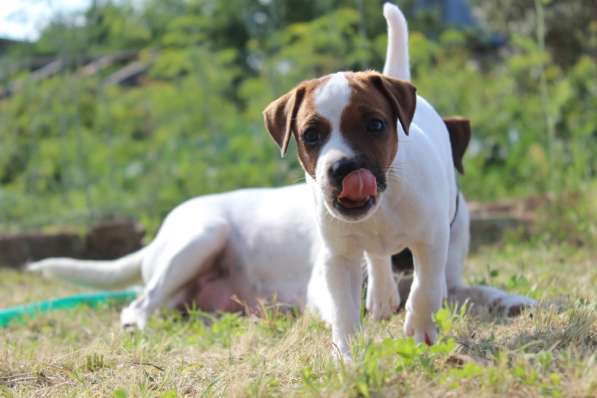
[314,72,352,131]
[313,72,355,182]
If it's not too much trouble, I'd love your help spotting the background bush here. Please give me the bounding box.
[0,0,594,241]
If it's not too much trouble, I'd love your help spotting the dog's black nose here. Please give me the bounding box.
[328,158,360,186]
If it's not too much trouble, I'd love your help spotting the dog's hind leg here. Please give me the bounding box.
[445,195,536,315]
[445,192,469,291]
[448,285,537,316]
[120,219,230,329]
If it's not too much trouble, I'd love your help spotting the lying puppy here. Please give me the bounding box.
[28,3,534,359]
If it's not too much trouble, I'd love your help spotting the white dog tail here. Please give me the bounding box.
[26,248,146,289]
[383,2,411,81]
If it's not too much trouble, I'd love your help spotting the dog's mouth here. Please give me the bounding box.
[334,195,377,216]
[333,168,379,218]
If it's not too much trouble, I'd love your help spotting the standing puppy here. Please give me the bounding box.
[264,4,468,358]
[264,72,446,359]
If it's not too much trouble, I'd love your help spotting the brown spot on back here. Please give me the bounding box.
[443,117,471,174]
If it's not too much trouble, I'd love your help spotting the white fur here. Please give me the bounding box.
[383,3,410,81]
[307,72,454,355]
[365,253,400,321]
[314,72,352,123]
[313,74,355,196]
[27,3,536,360]
[312,72,384,223]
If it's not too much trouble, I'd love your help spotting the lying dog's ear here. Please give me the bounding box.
[443,117,471,174]
[370,74,417,135]
[263,85,306,157]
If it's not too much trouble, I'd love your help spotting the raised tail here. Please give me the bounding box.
[26,248,146,289]
[382,2,411,81]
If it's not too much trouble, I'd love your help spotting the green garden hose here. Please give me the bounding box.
[0,290,137,328]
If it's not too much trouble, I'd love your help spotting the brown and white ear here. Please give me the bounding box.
[262,85,306,157]
[370,74,417,135]
[443,117,471,174]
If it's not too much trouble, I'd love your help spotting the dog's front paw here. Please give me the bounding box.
[366,278,400,320]
[120,303,148,330]
[331,342,353,364]
[404,311,437,345]
[490,294,537,317]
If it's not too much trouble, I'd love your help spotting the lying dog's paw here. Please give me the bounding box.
[490,294,537,317]
[404,311,437,345]
[366,278,400,320]
[25,260,53,277]
[120,303,148,330]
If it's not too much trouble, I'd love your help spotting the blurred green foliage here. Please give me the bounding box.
[0,0,594,241]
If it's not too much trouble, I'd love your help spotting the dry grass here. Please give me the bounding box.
[1,242,596,397]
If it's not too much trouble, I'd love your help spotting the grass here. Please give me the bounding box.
[1,241,595,397]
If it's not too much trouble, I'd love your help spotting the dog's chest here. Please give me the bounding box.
[333,201,414,255]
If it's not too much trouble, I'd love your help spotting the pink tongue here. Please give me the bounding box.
[339,168,377,205]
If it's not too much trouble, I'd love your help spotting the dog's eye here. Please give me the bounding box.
[367,118,385,134]
[302,128,320,146]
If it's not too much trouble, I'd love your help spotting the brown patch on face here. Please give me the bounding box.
[293,96,332,178]
[339,71,417,179]
[443,117,471,174]
[263,77,332,178]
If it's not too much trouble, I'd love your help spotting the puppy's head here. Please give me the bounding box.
[263,71,416,222]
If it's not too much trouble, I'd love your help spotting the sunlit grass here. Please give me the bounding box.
[1,242,595,397]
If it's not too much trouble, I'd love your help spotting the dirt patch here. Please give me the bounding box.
[468,197,539,251]
[0,219,144,268]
